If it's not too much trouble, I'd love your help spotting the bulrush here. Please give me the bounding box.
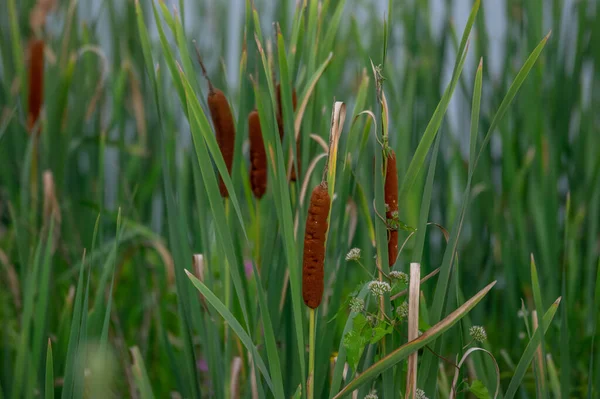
[248,109,267,199]
[194,43,235,198]
[302,182,330,309]
[384,150,398,267]
[28,39,45,134]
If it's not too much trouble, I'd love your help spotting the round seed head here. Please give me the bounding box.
[368,280,391,297]
[389,271,408,284]
[345,248,361,261]
[349,297,365,313]
[469,325,487,343]
[364,389,378,399]
[396,301,409,320]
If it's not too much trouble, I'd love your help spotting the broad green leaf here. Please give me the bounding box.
[469,380,491,399]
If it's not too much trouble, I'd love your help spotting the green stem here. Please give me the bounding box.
[308,308,316,399]
[224,198,231,398]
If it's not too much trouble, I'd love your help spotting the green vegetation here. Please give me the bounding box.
[1,0,598,398]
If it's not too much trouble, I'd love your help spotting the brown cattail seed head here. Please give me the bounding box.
[384,150,398,267]
[248,109,267,199]
[302,183,331,309]
[276,83,300,181]
[28,39,45,134]
[207,88,236,198]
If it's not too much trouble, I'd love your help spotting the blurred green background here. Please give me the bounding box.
[1,0,599,397]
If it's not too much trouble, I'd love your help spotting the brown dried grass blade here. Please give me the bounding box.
[405,262,421,397]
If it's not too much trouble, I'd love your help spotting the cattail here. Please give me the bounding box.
[276,83,301,181]
[302,182,330,309]
[248,109,267,199]
[27,39,45,134]
[194,43,235,198]
[384,150,398,267]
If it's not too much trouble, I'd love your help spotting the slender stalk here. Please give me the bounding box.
[255,200,260,269]
[308,308,316,399]
[224,198,231,398]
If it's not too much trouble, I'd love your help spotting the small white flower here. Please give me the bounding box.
[518,331,526,340]
[368,280,391,297]
[364,389,378,399]
[396,301,409,319]
[517,309,528,319]
[345,248,361,261]
[349,298,365,313]
[416,388,428,399]
[469,325,487,343]
[389,271,408,284]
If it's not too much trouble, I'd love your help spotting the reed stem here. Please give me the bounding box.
[308,308,316,399]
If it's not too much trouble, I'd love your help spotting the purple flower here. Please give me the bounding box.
[244,259,253,278]
[197,358,209,373]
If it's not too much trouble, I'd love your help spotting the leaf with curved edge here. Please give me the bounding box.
[449,347,500,399]
[294,53,334,141]
[333,281,496,398]
[473,32,551,171]
[185,270,274,395]
[504,297,561,398]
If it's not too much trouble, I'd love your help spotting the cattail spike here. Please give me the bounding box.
[302,182,330,309]
[27,38,45,134]
[384,150,399,267]
[248,109,267,199]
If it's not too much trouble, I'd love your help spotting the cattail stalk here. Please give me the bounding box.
[194,42,235,198]
[303,182,330,399]
[384,150,399,267]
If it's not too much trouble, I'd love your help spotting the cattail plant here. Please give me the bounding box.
[27,38,45,134]
[248,109,267,199]
[302,182,331,309]
[384,149,398,267]
[302,181,330,399]
[276,83,301,181]
[194,44,236,198]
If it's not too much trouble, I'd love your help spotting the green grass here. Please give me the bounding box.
[1,0,599,398]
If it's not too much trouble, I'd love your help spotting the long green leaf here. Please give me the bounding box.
[45,339,53,399]
[185,271,274,394]
[504,298,562,398]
